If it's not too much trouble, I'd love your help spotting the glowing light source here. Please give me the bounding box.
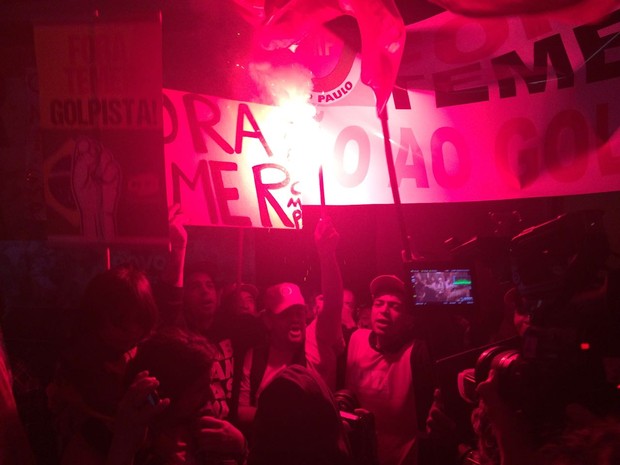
[249,61,329,213]
[254,0,406,115]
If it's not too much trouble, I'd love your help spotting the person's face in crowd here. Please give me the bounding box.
[505,288,531,337]
[313,290,356,326]
[371,293,414,348]
[169,372,214,422]
[184,271,218,334]
[305,305,316,324]
[239,290,257,315]
[313,294,323,313]
[342,289,356,326]
[513,307,531,337]
[266,305,307,349]
[357,306,371,329]
[98,306,150,357]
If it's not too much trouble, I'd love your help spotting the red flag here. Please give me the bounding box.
[342,0,405,115]
[255,0,406,115]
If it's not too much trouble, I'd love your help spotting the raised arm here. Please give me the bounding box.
[156,204,188,329]
[160,203,187,288]
[313,217,343,346]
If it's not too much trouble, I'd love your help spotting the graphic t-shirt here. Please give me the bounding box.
[206,338,234,419]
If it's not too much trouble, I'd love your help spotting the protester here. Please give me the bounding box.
[221,282,260,316]
[488,286,531,342]
[342,288,357,335]
[159,205,235,421]
[248,364,352,465]
[104,329,247,465]
[345,274,435,465]
[217,281,268,423]
[310,287,357,339]
[312,286,358,390]
[237,217,345,429]
[474,368,620,465]
[464,210,620,465]
[159,204,268,441]
[355,303,372,330]
[46,264,159,464]
[218,281,267,360]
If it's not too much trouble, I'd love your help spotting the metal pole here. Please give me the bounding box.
[379,106,413,262]
[319,165,327,219]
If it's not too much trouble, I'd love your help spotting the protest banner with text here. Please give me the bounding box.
[35,17,168,243]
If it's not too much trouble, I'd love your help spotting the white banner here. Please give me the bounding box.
[305,7,620,205]
[164,7,620,226]
[163,89,306,229]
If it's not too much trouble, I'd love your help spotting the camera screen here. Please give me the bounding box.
[408,265,475,306]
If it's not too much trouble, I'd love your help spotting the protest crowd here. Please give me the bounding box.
[1,204,620,465]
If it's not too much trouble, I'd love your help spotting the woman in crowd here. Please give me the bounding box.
[46,264,159,464]
[107,329,247,465]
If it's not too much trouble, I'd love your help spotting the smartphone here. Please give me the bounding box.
[146,390,160,406]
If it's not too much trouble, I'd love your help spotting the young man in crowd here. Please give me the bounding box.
[157,205,246,457]
[345,274,435,465]
[237,217,344,427]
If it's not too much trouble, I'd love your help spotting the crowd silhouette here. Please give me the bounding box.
[1,209,620,465]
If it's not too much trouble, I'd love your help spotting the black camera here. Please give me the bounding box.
[459,210,617,435]
[510,210,609,319]
[334,389,379,465]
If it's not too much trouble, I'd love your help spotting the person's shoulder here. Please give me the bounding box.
[352,328,371,337]
[348,328,371,347]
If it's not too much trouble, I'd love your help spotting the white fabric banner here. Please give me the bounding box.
[164,7,620,227]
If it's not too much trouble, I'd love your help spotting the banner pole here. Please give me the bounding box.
[319,165,327,220]
[236,228,244,289]
[105,246,111,270]
[379,106,413,262]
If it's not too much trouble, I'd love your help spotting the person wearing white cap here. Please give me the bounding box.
[345,274,434,465]
[237,217,345,429]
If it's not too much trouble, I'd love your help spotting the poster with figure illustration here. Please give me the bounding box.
[35,16,168,243]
